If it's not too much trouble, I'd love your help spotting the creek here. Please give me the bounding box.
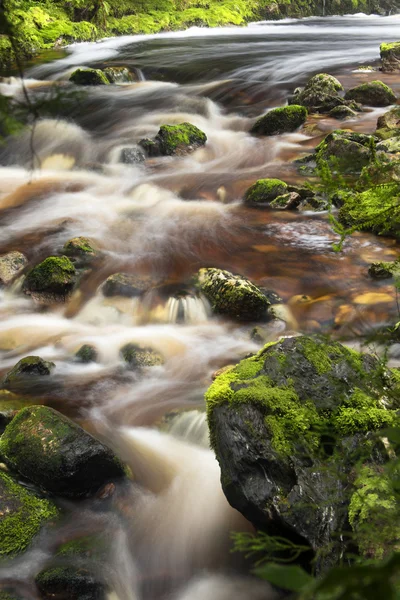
[0,14,400,599]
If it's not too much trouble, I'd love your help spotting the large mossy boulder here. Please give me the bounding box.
[315,130,374,174]
[250,105,307,136]
[290,73,346,114]
[380,41,400,72]
[344,80,396,107]
[36,566,106,600]
[140,123,207,157]
[23,256,76,298]
[0,470,58,558]
[338,182,400,241]
[0,251,27,286]
[69,68,110,86]
[196,268,270,322]
[2,356,55,394]
[206,336,400,567]
[0,406,126,498]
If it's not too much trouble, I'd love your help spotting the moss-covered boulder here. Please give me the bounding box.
[250,105,307,136]
[63,237,96,260]
[368,259,400,279]
[0,251,27,286]
[36,566,106,600]
[380,41,400,72]
[103,66,133,84]
[206,336,400,567]
[2,356,55,394]
[140,123,207,157]
[102,272,150,298]
[69,68,109,86]
[75,345,98,364]
[244,178,288,206]
[23,256,76,298]
[120,343,164,370]
[376,106,400,137]
[0,406,126,498]
[338,182,400,240]
[290,73,346,114]
[329,105,357,120]
[0,470,58,558]
[377,137,400,153]
[344,80,396,107]
[196,268,270,321]
[315,130,374,174]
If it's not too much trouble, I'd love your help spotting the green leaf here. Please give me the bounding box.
[253,563,314,592]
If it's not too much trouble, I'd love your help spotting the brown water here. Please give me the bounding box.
[0,14,400,600]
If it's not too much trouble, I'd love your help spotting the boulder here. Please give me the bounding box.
[0,251,27,286]
[75,345,98,364]
[315,130,374,174]
[206,336,400,567]
[36,566,106,600]
[120,343,164,369]
[0,470,58,558]
[2,356,55,394]
[196,268,270,321]
[69,68,109,86]
[22,256,76,298]
[244,178,288,206]
[103,66,133,84]
[338,182,400,241]
[380,41,400,72]
[329,105,357,120]
[101,272,151,298]
[290,73,346,114]
[344,80,396,107]
[250,105,307,136]
[139,123,207,157]
[0,406,126,498]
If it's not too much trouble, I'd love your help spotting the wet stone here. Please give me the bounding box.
[36,566,106,600]
[0,251,27,286]
[2,356,55,394]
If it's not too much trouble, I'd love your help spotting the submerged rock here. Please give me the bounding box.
[0,470,58,558]
[139,122,207,157]
[0,251,27,286]
[103,66,133,84]
[206,336,400,567]
[69,68,109,86]
[102,272,151,297]
[119,146,146,164]
[344,80,396,107]
[196,268,270,321]
[36,565,106,600]
[244,178,288,206]
[380,41,400,72]
[290,73,346,114]
[23,256,76,298]
[120,343,164,369]
[75,344,98,364]
[0,406,126,498]
[315,130,374,174]
[2,356,55,394]
[250,105,307,136]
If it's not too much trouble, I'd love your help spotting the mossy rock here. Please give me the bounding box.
[56,534,106,560]
[338,182,400,240]
[0,406,126,498]
[0,391,43,433]
[368,260,400,279]
[23,256,76,297]
[290,73,346,114]
[269,191,302,210]
[315,130,374,174]
[376,106,400,135]
[103,66,133,84]
[344,80,396,107]
[0,588,24,600]
[102,272,150,298]
[156,122,207,156]
[376,137,400,154]
[0,251,27,286]
[329,105,357,120]
[69,68,109,86]
[75,345,98,364]
[2,356,55,395]
[196,267,270,322]
[120,343,164,370]
[63,237,96,259]
[380,41,400,72]
[0,470,58,558]
[244,178,288,206]
[251,105,307,136]
[36,565,106,600]
[206,335,400,565]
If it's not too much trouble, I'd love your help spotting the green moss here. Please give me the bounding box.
[156,122,207,156]
[244,178,288,206]
[23,256,76,296]
[69,68,109,86]
[344,80,397,107]
[251,105,307,136]
[368,260,400,279]
[380,41,400,54]
[121,343,164,369]
[75,344,97,364]
[2,356,55,390]
[63,237,95,257]
[0,471,58,558]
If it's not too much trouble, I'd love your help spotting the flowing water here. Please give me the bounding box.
[1,14,400,599]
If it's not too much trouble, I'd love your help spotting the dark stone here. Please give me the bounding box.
[102,273,151,298]
[36,566,106,600]
[75,345,98,364]
[2,356,55,394]
[119,146,146,164]
[120,343,164,370]
[344,80,396,107]
[251,105,307,136]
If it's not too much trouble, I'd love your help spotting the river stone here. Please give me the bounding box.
[377,137,400,153]
[380,41,400,72]
[0,406,126,498]
[69,68,109,86]
[102,272,151,297]
[63,237,96,259]
[120,343,164,369]
[329,105,357,120]
[22,256,76,298]
[290,73,346,114]
[269,191,302,210]
[119,146,146,164]
[244,178,288,206]
[103,66,133,84]
[250,105,307,136]
[0,251,27,286]
[196,268,270,321]
[344,80,396,107]
[206,335,400,568]
[315,130,374,174]
[36,565,106,600]
[2,356,56,394]
[376,106,400,135]
[0,470,58,558]
[75,344,98,364]
[139,123,207,157]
